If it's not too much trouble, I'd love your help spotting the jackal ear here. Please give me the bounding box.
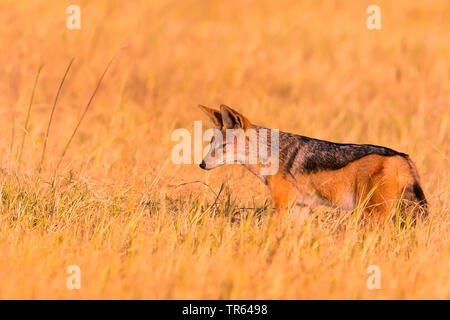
[220,105,250,130]
[198,105,223,128]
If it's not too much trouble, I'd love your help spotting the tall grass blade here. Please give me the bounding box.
[18,64,44,169]
[38,58,74,173]
[55,57,114,173]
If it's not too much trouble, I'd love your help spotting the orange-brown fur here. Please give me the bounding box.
[267,174,298,212]
[270,154,417,219]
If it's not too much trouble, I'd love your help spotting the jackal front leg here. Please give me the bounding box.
[290,203,312,224]
[267,174,297,214]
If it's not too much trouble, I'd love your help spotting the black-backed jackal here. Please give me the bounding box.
[198,105,428,222]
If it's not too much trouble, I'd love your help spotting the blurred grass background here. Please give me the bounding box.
[0,0,448,299]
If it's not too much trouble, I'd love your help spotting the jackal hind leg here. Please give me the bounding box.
[364,177,399,225]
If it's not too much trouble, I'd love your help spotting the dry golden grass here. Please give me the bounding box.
[0,0,449,299]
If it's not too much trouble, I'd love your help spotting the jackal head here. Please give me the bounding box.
[198,104,253,170]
